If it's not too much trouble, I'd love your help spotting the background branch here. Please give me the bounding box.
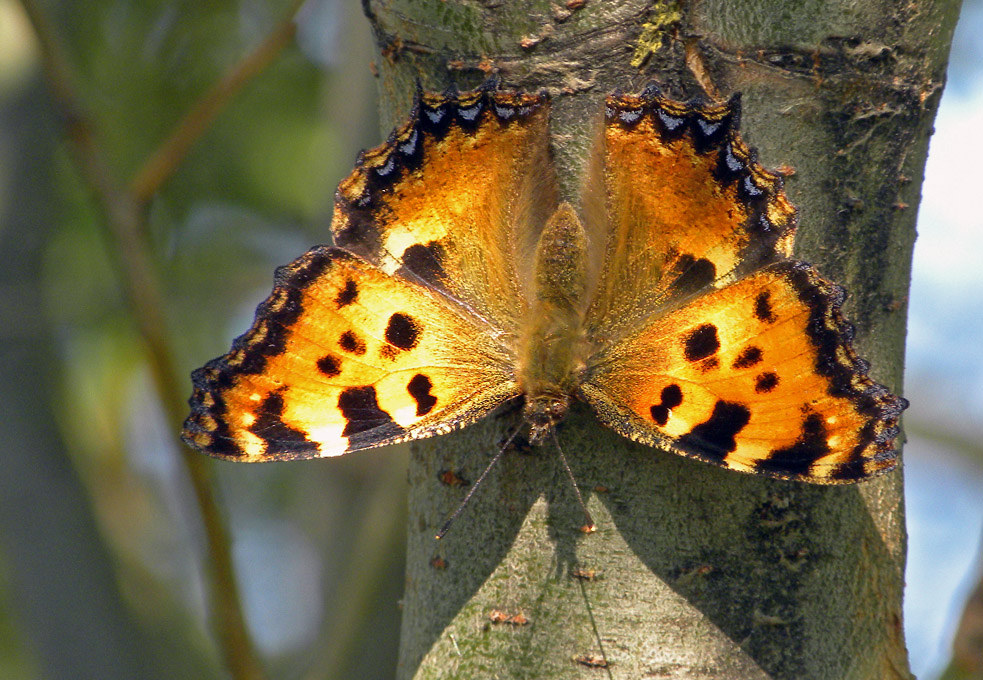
[128,0,306,205]
[14,1,310,677]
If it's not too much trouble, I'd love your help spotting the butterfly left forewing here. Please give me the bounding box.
[580,261,906,482]
[183,246,519,461]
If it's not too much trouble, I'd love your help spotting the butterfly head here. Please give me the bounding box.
[522,393,570,445]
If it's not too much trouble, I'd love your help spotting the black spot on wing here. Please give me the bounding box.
[317,354,341,377]
[754,372,779,393]
[678,401,751,462]
[407,374,437,416]
[337,386,401,439]
[754,291,776,323]
[335,279,358,308]
[650,384,683,426]
[671,254,717,295]
[650,406,670,427]
[684,324,720,362]
[732,346,763,369]
[757,411,830,477]
[249,389,318,457]
[399,241,448,287]
[339,331,366,355]
[385,313,421,351]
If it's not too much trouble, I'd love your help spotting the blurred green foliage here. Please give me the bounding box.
[0,1,411,678]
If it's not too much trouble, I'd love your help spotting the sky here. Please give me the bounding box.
[902,1,983,676]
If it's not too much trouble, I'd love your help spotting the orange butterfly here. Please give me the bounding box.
[183,84,906,491]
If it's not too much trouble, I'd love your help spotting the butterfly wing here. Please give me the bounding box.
[585,88,796,345]
[581,88,905,482]
[581,262,906,482]
[185,87,559,461]
[331,87,557,337]
[184,247,520,461]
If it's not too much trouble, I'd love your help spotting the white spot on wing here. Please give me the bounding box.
[658,110,684,130]
[375,155,395,177]
[398,129,418,155]
[698,119,721,136]
[724,144,743,172]
[458,105,481,121]
[240,431,267,460]
[743,176,764,197]
[391,404,422,427]
[494,104,515,120]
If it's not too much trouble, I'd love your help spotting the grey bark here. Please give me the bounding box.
[359,1,961,678]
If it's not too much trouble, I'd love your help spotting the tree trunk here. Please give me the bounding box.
[360,1,961,677]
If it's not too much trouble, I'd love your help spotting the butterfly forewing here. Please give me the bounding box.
[331,88,557,336]
[586,90,796,345]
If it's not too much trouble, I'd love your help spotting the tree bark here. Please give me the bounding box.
[360,1,961,677]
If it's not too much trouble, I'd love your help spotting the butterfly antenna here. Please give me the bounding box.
[435,424,523,540]
[551,428,596,533]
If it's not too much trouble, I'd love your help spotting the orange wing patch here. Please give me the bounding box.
[582,261,905,482]
[184,247,518,461]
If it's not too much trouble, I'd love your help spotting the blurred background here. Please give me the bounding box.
[0,1,979,679]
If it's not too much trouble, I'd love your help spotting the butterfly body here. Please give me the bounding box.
[518,202,591,442]
[183,85,906,484]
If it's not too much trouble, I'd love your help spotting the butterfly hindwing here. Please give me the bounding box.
[581,261,906,482]
[183,246,519,461]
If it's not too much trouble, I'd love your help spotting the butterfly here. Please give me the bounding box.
[183,83,907,491]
